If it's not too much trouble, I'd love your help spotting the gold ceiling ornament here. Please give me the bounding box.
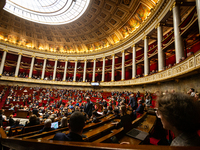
[123,0,130,5]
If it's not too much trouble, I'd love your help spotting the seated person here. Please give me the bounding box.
[10,119,24,128]
[134,100,144,114]
[38,119,55,134]
[52,111,85,141]
[156,92,200,146]
[59,117,68,128]
[25,114,40,127]
[90,111,100,123]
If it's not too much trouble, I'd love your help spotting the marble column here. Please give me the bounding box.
[121,50,125,80]
[83,59,87,82]
[101,57,105,82]
[63,60,68,81]
[15,53,22,77]
[173,4,184,63]
[73,60,77,82]
[0,50,8,75]
[144,36,149,76]
[157,23,165,71]
[111,54,115,81]
[29,56,35,78]
[132,45,136,79]
[41,58,47,80]
[53,59,58,81]
[196,0,200,33]
[92,59,96,82]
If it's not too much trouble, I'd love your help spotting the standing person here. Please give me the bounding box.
[156,93,200,146]
[84,97,93,118]
[128,94,138,110]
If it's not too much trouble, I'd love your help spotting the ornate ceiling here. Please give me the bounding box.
[0,0,159,55]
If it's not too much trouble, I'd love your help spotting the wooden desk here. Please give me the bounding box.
[16,110,29,118]
[119,114,156,145]
[4,110,14,117]
[42,115,115,140]
[83,119,121,142]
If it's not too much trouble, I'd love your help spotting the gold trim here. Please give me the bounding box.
[18,53,23,55]
[31,55,35,58]
[144,74,148,76]
[111,80,114,82]
[44,57,47,59]
[3,49,8,52]
[63,80,65,81]
[111,54,115,57]
[132,77,135,79]
[121,79,124,81]
[28,77,31,79]
[93,58,96,61]
[15,75,18,77]
[82,81,85,82]
[0,74,2,76]
[121,50,124,53]
[41,78,43,80]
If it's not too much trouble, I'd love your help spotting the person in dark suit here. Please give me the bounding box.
[52,111,85,141]
[38,119,54,134]
[84,97,93,118]
[128,94,138,110]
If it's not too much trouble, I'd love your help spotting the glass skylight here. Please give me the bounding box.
[3,0,90,25]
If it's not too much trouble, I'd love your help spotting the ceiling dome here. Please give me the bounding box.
[0,0,159,55]
[3,0,90,25]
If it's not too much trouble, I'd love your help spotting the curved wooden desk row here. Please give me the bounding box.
[0,131,200,150]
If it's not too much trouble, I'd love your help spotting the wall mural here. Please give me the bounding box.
[0,2,154,54]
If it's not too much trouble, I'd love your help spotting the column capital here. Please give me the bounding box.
[18,53,23,55]
[111,54,115,57]
[44,57,47,59]
[75,60,78,62]
[170,2,176,11]
[93,58,96,61]
[121,50,125,53]
[155,23,165,29]
[65,59,68,62]
[54,59,58,61]
[131,44,136,48]
[142,36,149,40]
[84,59,87,61]
[3,49,8,52]
[102,57,105,59]
[31,55,35,58]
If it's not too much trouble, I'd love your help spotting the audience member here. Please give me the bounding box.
[52,111,85,141]
[156,93,200,146]
[38,119,54,134]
